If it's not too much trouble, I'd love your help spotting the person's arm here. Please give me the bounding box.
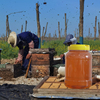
[14,49,24,64]
[26,41,34,59]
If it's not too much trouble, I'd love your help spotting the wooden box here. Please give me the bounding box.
[0,64,22,80]
[31,54,50,65]
[31,76,100,100]
[30,48,56,65]
[90,52,100,67]
[31,65,50,78]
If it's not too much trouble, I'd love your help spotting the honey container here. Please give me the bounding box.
[64,44,92,89]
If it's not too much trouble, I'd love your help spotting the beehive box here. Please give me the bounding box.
[31,76,100,100]
[31,65,50,78]
[0,64,22,80]
[30,48,56,66]
[90,52,100,67]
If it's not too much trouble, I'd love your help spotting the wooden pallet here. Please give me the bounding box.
[32,76,100,100]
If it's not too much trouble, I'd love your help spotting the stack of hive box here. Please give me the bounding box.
[30,48,56,78]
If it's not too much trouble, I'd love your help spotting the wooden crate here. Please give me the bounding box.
[30,48,56,65]
[31,65,50,78]
[90,52,100,67]
[31,76,100,100]
[0,64,22,80]
[31,54,50,65]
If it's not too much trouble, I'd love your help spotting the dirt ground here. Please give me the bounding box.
[1,58,15,64]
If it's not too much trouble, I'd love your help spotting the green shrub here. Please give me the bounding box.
[0,41,19,59]
[41,39,100,56]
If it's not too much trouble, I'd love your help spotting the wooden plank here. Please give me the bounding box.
[33,76,100,99]
[34,76,49,89]
[35,88,100,94]
[49,83,61,89]
[59,83,67,89]
[40,83,52,89]
[46,77,56,82]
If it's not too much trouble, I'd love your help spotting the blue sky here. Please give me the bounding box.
[0,0,100,38]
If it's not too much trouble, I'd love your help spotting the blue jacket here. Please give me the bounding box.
[17,31,39,49]
[17,31,39,70]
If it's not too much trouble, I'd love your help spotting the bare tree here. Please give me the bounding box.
[79,0,84,44]
[65,13,67,38]
[21,25,23,33]
[58,22,61,39]
[25,20,27,32]
[94,16,97,40]
[88,28,90,39]
[44,22,48,37]
[98,22,100,40]
[36,3,40,38]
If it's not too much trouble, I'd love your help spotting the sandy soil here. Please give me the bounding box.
[1,58,15,64]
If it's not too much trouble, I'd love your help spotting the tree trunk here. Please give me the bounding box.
[6,15,8,42]
[25,20,27,32]
[41,27,45,44]
[36,3,40,38]
[79,0,84,44]
[88,28,90,40]
[21,25,23,33]
[94,16,97,40]
[44,22,48,37]
[65,13,67,38]
[98,22,100,40]
[58,22,60,40]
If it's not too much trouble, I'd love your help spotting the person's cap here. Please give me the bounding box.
[63,34,73,44]
[8,31,17,47]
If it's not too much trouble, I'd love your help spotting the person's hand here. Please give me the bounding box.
[60,54,64,58]
[26,53,31,59]
[14,59,22,65]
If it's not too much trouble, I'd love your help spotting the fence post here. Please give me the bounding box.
[21,25,23,33]
[58,22,60,40]
[42,27,45,45]
[6,15,9,42]
[65,13,67,38]
[98,22,100,40]
[44,22,48,37]
[36,3,41,48]
[79,0,84,44]
[94,16,97,41]
[25,20,27,32]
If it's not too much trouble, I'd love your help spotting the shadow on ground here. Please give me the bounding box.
[0,84,35,100]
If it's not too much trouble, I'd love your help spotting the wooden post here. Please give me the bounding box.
[94,16,97,41]
[44,22,48,37]
[98,22,100,40]
[36,3,41,48]
[65,13,67,38]
[7,16,10,37]
[6,15,8,42]
[21,25,23,33]
[61,28,62,39]
[88,28,90,40]
[25,20,27,32]
[42,27,45,45]
[58,22,60,40]
[79,0,84,44]
[54,30,56,39]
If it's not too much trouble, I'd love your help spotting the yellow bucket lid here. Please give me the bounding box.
[68,44,90,50]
